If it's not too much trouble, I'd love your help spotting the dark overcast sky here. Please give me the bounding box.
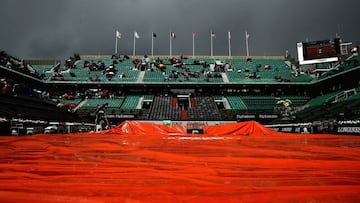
[1,0,359,60]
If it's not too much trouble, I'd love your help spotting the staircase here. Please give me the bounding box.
[181,110,188,120]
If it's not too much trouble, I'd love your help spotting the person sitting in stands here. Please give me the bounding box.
[164,74,170,81]
[133,58,140,69]
[2,83,9,95]
[159,63,166,72]
[184,72,189,81]
[205,71,211,81]
[94,75,100,81]
[59,74,65,81]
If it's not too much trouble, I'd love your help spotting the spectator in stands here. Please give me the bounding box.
[227,62,232,70]
[97,61,105,70]
[205,71,211,82]
[140,55,150,70]
[84,60,91,68]
[1,82,9,95]
[65,59,74,69]
[155,57,162,64]
[59,74,65,81]
[158,63,166,72]
[173,71,179,79]
[133,58,140,70]
[111,54,119,59]
[143,55,150,63]
[94,75,100,82]
[164,74,170,81]
[351,47,358,56]
[119,72,126,78]
[184,72,189,81]
[318,48,323,57]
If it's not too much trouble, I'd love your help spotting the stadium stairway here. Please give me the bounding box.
[181,110,188,120]
[73,99,88,112]
[221,72,230,83]
[137,71,145,82]
[136,96,144,109]
[221,96,233,109]
[172,97,178,108]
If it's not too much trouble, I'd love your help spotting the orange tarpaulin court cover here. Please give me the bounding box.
[0,120,360,203]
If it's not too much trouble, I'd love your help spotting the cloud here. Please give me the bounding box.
[1,0,359,60]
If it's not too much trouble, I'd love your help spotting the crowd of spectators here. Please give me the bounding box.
[3,46,360,85]
[48,53,133,82]
[0,51,43,79]
[139,55,223,82]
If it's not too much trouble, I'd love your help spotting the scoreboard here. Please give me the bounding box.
[297,38,341,65]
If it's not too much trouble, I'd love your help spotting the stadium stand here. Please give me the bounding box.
[292,87,360,122]
[187,96,221,120]
[1,45,360,134]
[149,95,181,120]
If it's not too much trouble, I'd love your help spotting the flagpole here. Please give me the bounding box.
[228,31,231,57]
[170,32,172,56]
[192,32,195,57]
[115,35,118,54]
[210,31,213,57]
[133,31,136,56]
[245,31,250,57]
[151,32,154,56]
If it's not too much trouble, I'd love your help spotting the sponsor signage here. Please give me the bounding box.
[269,126,309,133]
[336,120,360,134]
[106,114,135,119]
[337,127,360,134]
[236,114,279,121]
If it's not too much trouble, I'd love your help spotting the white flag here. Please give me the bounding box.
[134,31,140,39]
[246,32,250,39]
[228,31,231,39]
[116,31,121,39]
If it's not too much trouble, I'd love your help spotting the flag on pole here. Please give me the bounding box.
[116,31,121,39]
[228,31,231,39]
[245,31,250,57]
[210,31,215,56]
[170,32,176,56]
[134,31,140,39]
[151,32,157,56]
[133,31,140,56]
[115,30,121,54]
